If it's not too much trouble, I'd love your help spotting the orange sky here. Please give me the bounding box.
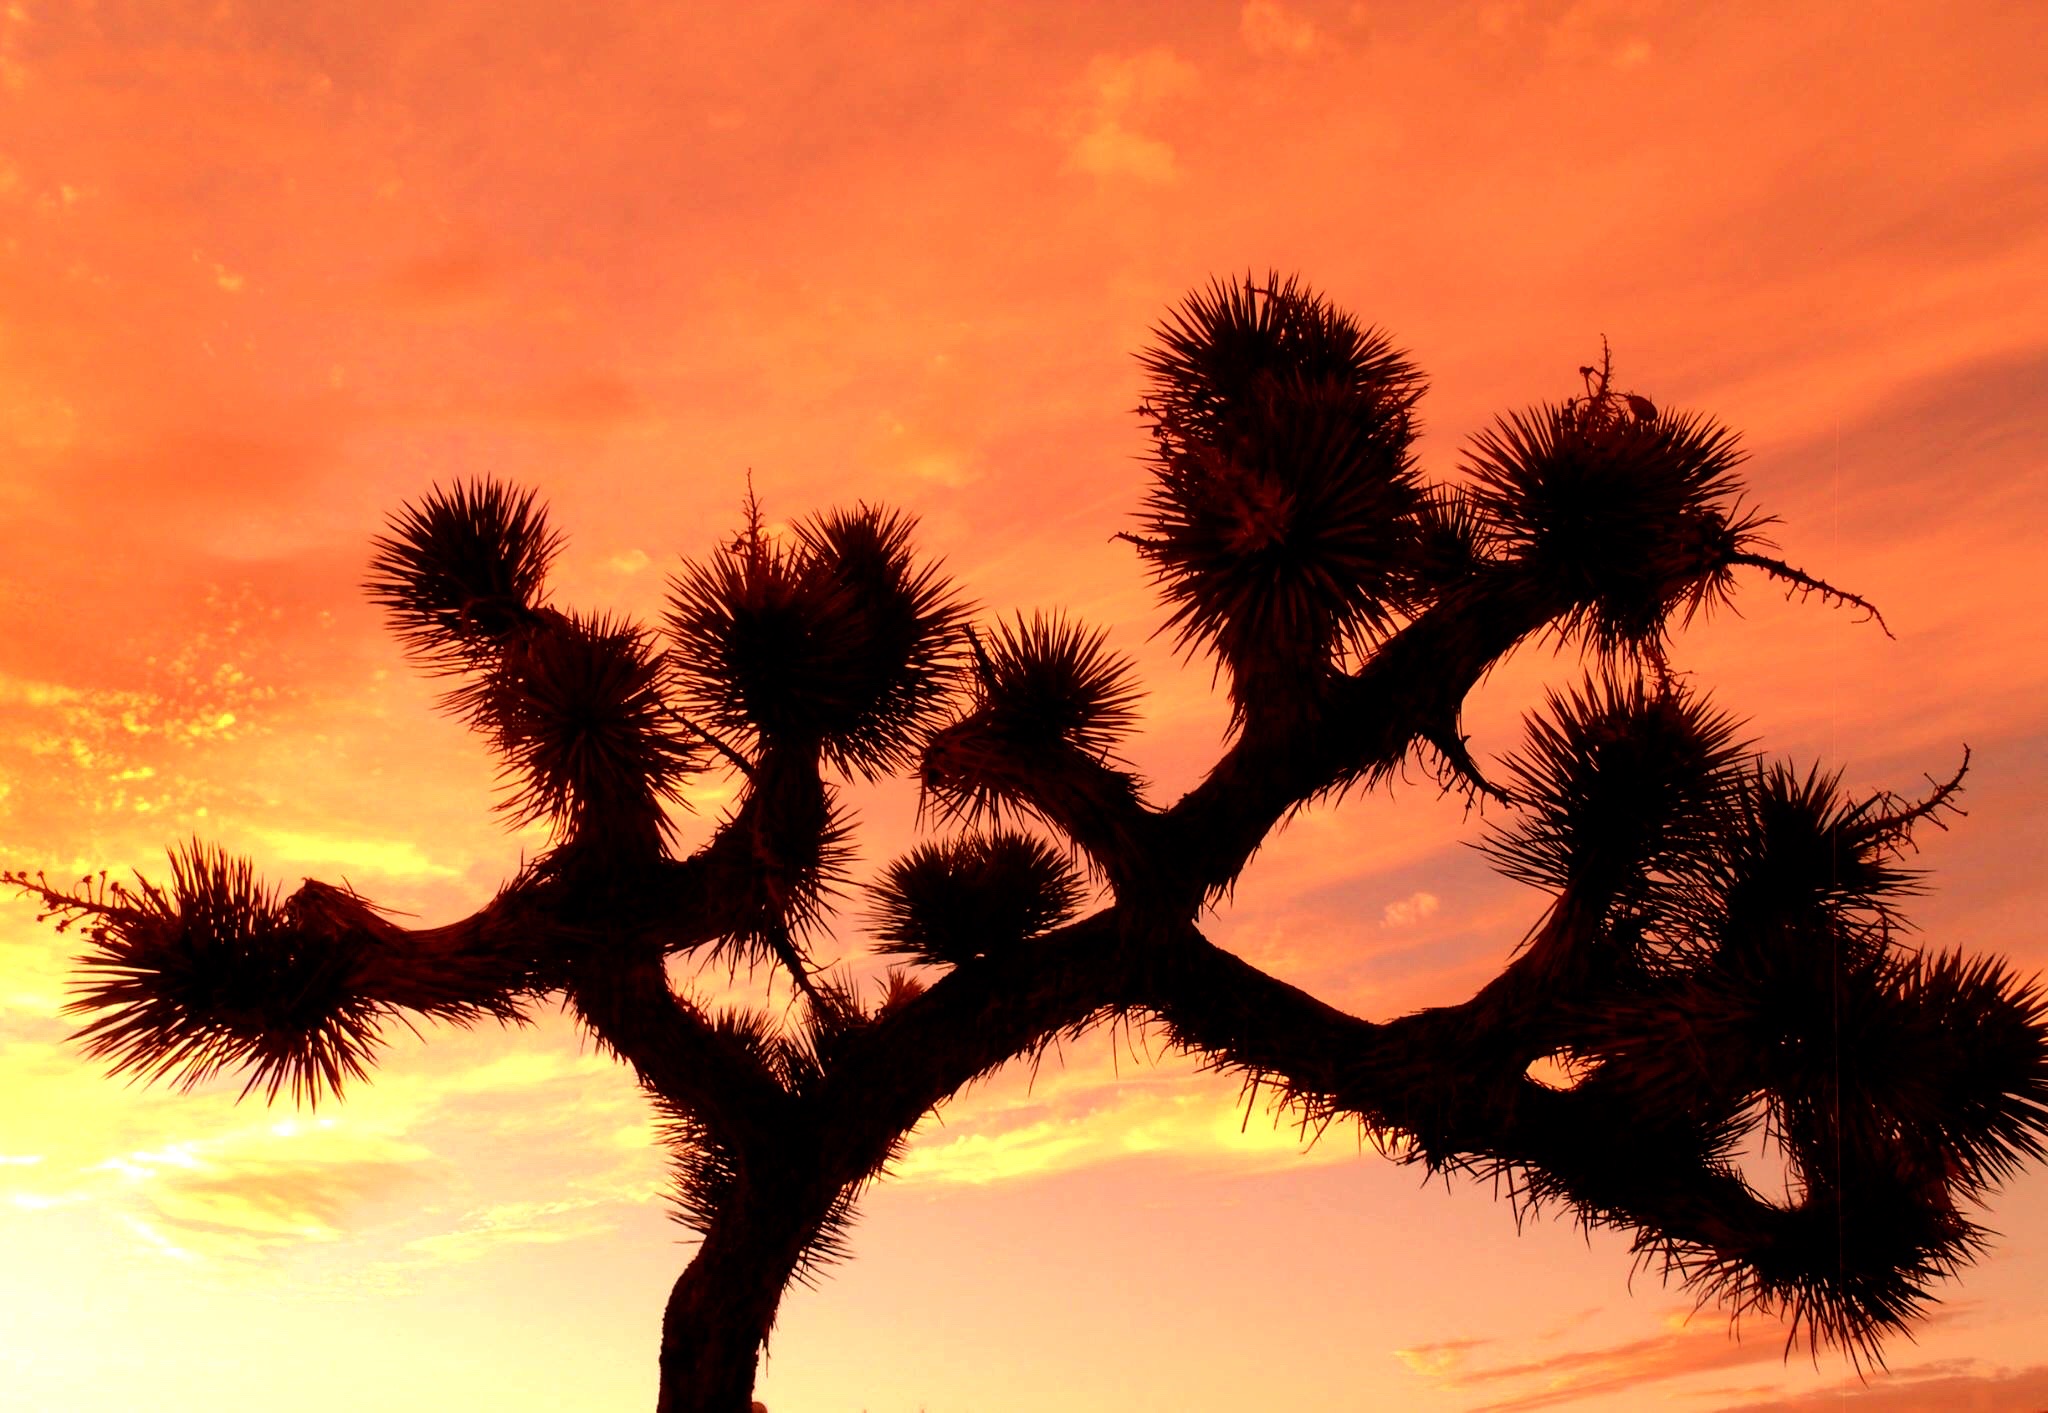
[3,2,2046,1409]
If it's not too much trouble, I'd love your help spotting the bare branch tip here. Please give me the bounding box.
[1731,552,1895,639]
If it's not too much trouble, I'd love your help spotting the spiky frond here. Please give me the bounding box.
[1693,761,1936,958]
[1468,743,2029,1361]
[1464,393,1766,656]
[1484,673,1749,915]
[9,845,524,1106]
[1875,951,2048,1194]
[919,612,1144,829]
[870,968,929,1017]
[657,1014,762,1235]
[1131,274,1426,681]
[365,479,562,670]
[1138,271,1425,447]
[1569,944,2048,1362]
[653,996,906,1285]
[666,500,965,776]
[1399,483,1498,608]
[461,609,697,851]
[1736,945,2048,1215]
[871,832,1087,966]
[791,1176,887,1284]
[792,507,968,778]
[966,613,1140,760]
[666,503,818,751]
[1629,1164,1984,1367]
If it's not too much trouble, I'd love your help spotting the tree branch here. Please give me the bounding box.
[564,954,793,1153]
[1730,551,1893,639]
[14,849,545,1105]
[1159,572,1562,901]
[1131,918,2032,1361]
[811,911,1131,1180]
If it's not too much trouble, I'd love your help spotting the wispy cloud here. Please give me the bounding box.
[3,1112,439,1263]
[1380,890,1440,928]
[1392,1306,1797,1412]
[1241,1,1323,58]
[1394,1336,1492,1377]
[1708,1359,2048,1412]
[0,1017,653,1273]
[248,824,461,883]
[892,1058,1361,1188]
[1061,48,1199,184]
[403,1195,622,1264]
[147,1152,427,1245]
[1409,1305,1971,1413]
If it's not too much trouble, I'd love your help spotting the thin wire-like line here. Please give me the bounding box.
[1833,417,1848,1406]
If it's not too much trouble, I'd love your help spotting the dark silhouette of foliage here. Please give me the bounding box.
[9,273,2046,1410]
[1130,273,1427,683]
[871,831,1086,967]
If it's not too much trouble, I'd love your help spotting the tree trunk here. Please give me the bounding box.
[654,1209,803,1413]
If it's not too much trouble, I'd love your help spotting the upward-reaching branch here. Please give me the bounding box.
[1158,572,1558,902]
[920,613,1154,889]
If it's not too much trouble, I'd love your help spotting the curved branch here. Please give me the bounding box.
[1159,572,1560,901]
[1854,746,1970,852]
[811,911,1130,1179]
[1133,919,2030,1362]
[564,955,792,1153]
[12,850,545,1106]
[1730,551,1893,639]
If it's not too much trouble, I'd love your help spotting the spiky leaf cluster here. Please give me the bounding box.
[1401,484,1498,606]
[365,480,707,855]
[365,479,562,669]
[461,610,697,849]
[872,832,1086,966]
[1485,673,1748,919]
[1479,684,2045,1356]
[1884,952,2048,1190]
[920,612,1142,825]
[1464,400,1765,655]
[657,1008,781,1237]
[1697,762,1931,956]
[1139,272,1425,454]
[39,845,383,1104]
[1608,944,2042,1361]
[965,614,1139,759]
[7,850,534,1108]
[1132,274,1427,684]
[666,503,964,778]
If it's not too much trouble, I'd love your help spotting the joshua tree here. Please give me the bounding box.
[12,276,2046,1412]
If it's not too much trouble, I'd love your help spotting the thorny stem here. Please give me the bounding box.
[1854,746,1971,852]
[1731,551,1894,638]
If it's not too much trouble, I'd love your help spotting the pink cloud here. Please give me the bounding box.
[1708,1359,2048,1413]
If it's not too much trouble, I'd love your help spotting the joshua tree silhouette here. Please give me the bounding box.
[11,275,2046,1412]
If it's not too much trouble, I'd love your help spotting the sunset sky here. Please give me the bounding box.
[3,2,2047,1409]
